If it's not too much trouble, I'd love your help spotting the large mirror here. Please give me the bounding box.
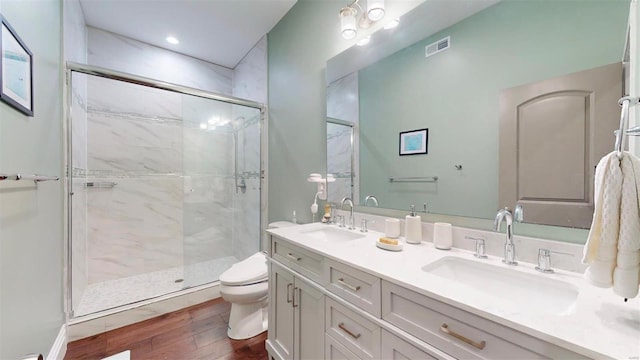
[326,0,629,234]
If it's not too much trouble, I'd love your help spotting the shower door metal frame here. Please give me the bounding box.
[63,62,268,320]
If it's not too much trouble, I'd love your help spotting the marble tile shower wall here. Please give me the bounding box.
[231,36,267,261]
[87,27,233,95]
[327,72,359,204]
[86,77,183,284]
[78,28,265,288]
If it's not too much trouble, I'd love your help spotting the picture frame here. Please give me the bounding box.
[0,14,33,116]
[399,128,428,156]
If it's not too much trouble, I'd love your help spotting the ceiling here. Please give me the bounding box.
[79,0,298,69]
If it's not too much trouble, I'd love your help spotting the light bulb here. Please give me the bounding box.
[367,0,385,21]
[340,7,358,40]
[199,123,207,129]
[166,36,179,45]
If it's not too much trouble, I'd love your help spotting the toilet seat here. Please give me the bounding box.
[219,252,267,286]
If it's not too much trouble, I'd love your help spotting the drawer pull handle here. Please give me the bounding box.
[338,322,361,339]
[337,278,361,292]
[440,323,486,350]
[286,283,293,303]
[287,253,301,261]
[293,287,300,308]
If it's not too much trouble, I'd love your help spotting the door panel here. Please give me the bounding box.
[500,63,622,228]
[294,277,325,360]
[270,263,295,360]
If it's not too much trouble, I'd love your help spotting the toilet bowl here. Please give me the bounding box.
[219,221,297,339]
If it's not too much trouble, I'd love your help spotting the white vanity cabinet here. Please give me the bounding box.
[266,233,593,360]
[268,261,325,360]
[381,281,588,360]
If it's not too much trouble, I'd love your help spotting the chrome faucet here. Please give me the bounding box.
[364,195,379,207]
[494,207,517,265]
[340,197,355,230]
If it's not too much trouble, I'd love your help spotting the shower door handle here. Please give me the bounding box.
[286,283,293,304]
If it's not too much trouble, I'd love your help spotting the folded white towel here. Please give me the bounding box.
[583,152,622,284]
[613,267,640,299]
[583,151,640,299]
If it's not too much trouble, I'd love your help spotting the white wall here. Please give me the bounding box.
[0,1,64,358]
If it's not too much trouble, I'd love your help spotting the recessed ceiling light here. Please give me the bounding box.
[356,36,371,46]
[166,36,179,45]
[384,19,400,30]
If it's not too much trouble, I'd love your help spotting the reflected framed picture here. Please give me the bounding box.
[0,14,33,116]
[399,128,428,156]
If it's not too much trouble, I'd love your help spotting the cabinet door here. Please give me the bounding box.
[294,277,325,360]
[269,263,295,360]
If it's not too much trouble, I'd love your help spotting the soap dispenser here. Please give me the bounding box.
[405,205,422,244]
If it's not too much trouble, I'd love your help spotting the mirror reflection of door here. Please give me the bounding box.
[499,62,623,228]
[327,71,359,205]
[327,120,356,204]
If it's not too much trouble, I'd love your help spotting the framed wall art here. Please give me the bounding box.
[1,14,33,116]
[399,128,428,156]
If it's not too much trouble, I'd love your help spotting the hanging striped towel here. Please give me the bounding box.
[583,151,640,299]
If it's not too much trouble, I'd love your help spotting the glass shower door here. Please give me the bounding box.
[69,68,263,318]
[181,94,262,289]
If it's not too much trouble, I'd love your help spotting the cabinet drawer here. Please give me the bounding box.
[326,334,361,360]
[325,297,381,360]
[381,281,588,360]
[272,237,324,284]
[324,258,381,317]
[381,330,444,360]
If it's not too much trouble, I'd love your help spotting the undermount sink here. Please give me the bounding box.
[301,227,365,242]
[422,256,579,315]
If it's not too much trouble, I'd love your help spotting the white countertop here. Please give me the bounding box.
[267,222,640,360]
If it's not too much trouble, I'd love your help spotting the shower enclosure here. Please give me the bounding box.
[66,63,264,318]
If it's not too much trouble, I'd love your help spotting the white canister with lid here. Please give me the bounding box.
[433,222,453,250]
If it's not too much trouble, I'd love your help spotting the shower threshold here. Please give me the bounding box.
[74,255,238,317]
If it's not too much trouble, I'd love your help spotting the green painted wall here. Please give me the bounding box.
[267,0,421,224]
[267,0,345,224]
[0,0,64,358]
[359,0,629,219]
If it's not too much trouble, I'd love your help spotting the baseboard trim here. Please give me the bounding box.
[266,339,283,360]
[46,325,66,360]
[68,283,221,341]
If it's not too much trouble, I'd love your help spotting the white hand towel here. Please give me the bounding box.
[582,152,622,287]
[613,154,640,298]
[583,151,640,299]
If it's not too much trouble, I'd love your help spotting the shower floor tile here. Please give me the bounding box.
[75,256,238,317]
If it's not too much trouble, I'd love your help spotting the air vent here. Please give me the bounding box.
[425,36,451,58]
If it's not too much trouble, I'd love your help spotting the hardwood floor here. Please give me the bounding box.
[65,298,269,360]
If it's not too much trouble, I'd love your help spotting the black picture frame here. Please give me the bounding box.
[0,14,34,117]
[399,128,428,156]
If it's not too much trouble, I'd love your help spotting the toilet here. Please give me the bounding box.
[219,221,297,340]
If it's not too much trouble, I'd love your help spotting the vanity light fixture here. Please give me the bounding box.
[357,36,371,46]
[339,0,385,40]
[166,36,179,45]
[367,0,385,21]
[340,6,358,39]
[384,18,399,30]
